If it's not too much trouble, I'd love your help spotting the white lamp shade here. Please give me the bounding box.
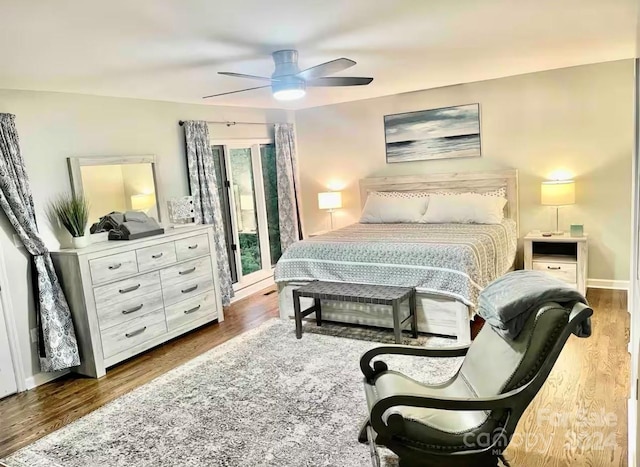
[318,191,343,210]
[131,193,156,211]
[541,180,575,206]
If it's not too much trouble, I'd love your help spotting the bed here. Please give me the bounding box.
[275,169,519,343]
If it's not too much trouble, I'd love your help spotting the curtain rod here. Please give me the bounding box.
[178,120,285,127]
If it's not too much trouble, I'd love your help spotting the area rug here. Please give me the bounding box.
[2,319,462,467]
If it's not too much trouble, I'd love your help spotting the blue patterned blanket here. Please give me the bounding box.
[274,221,517,307]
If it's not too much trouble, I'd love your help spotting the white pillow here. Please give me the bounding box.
[433,187,507,198]
[372,191,430,199]
[360,192,428,223]
[421,193,506,224]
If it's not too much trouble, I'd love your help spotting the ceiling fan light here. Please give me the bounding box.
[273,88,306,101]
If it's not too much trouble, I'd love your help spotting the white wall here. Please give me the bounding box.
[0,89,290,384]
[295,60,634,283]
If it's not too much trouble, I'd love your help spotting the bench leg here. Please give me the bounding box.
[410,292,418,338]
[294,291,303,339]
[392,302,402,344]
[314,298,322,326]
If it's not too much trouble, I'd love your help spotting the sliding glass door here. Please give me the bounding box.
[212,141,282,290]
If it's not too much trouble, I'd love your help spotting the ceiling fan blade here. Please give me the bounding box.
[307,77,373,87]
[203,85,271,99]
[218,72,276,82]
[296,58,356,81]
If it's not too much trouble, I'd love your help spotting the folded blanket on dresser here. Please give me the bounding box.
[477,270,589,339]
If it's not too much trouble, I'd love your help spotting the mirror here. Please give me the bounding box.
[68,155,161,225]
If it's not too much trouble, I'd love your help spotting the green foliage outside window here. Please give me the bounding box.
[260,145,282,265]
[239,233,261,275]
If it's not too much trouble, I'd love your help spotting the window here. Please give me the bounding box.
[211,141,282,289]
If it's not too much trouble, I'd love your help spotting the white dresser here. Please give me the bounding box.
[51,225,223,378]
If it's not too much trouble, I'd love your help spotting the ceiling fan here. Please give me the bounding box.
[204,49,373,101]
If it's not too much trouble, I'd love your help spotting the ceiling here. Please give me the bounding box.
[0,0,637,110]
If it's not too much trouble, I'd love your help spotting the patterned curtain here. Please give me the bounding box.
[275,123,303,251]
[183,120,234,306]
[0,114,80,372]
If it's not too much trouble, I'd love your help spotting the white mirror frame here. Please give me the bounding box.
[67,155,162,222]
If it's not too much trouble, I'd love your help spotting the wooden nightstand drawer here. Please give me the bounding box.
[524,231,587,295]
[532,261,577,284]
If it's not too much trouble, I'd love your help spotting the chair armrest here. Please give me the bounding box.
[360,344,469,381]
[369,384,532,438]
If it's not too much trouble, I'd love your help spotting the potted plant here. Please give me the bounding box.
[49,194,90,249]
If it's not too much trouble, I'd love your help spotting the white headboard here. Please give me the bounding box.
[359,169,519,231]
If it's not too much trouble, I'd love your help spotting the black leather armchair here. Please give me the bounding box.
[359,301,593,467]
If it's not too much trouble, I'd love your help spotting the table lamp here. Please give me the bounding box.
[317,191,342,229]
[541,180,575,235]
[131,193,156,212]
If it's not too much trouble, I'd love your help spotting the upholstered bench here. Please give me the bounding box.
[292,281,417,343]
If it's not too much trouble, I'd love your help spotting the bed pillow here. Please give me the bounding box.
[372,191,430,199]
[360,192,428,223]
[433,187,507,198]
[421,193,506,224]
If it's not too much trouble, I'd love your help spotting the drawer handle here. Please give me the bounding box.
[179,267,197,276]
[122,304,144,315]
[547,266,562,270]
[184,304,201,315]
[108,263,122,270]
[119,284,141,294]
[151,252,164,259]
[187,244,198,250]
[181,284,198,294]
[125,327,147,338]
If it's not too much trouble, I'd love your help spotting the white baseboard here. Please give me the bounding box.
[24,369,69,390]
[231,276,275,302]
[587,279,630,291]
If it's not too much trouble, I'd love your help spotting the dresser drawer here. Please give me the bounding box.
[136,241,177,272]
[101,308,167,359]
[175,234,210,261]
[160,256,212,286]
[165,290,218,331]
[94,271,161,310]
[96,290,164,331]
[532,261,577,284]
[162,274,215,307]
[89,251,138,284]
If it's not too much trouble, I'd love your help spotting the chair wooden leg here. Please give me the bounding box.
[410,292,418,338]
[314,298,322,326]
[358,418,370,443]
[392,302,402,343]
[293,291,303,339]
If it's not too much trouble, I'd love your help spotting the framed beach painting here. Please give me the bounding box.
[384,103,481,163]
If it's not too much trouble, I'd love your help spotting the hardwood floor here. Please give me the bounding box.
[0,286,279,459]
[0,288,630,466]
[505,288,629,466]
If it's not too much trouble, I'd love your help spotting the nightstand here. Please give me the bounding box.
[523,232,588,295]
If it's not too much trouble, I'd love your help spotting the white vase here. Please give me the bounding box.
[72,235,91,249]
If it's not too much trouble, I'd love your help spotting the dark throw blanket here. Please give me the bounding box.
[478,270,589,339]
